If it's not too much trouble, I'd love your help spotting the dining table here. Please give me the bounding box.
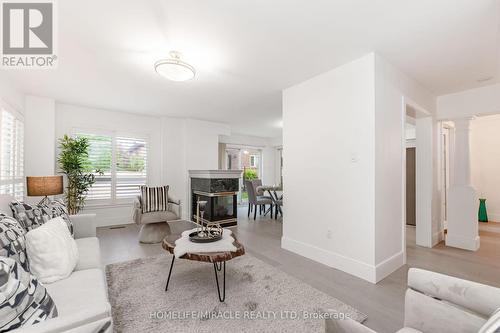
[256,185,283,218]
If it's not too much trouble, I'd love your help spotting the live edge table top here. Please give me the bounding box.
[162,220,245,263]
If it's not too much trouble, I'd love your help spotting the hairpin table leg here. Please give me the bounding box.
[213,261,226,302]
[165,255,175,291]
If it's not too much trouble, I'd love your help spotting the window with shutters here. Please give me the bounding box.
[0,108,24,200]
[75,131,148,203]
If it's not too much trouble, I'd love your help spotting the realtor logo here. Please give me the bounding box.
[1,0,57,68]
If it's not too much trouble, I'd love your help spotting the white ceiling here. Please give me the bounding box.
[3,0,500,137]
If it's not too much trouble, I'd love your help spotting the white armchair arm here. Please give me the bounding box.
[133,196,142,224]
[133,195,182,223]
[167,194,181,219]
[70,213,97,238]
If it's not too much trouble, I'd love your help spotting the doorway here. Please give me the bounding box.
[224,145,263,204]
[402,101,435,250]
[406,147,416,226]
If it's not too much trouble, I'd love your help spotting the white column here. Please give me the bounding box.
[445,117,479,251]
[452,118,472,185]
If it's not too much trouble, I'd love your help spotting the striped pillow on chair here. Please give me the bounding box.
[140,185,169,213]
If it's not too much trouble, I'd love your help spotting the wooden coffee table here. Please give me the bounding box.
[161,220,245,302]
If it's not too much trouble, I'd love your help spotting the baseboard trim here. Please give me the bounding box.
[479,222,500,234]
[281,236,378,283]
[445,234,480,251]
[96,216,134,227]
[486,213,500,223]
[432,230,445,246]
[375,251,405,282]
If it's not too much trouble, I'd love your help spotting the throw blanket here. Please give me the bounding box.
[173,228,236,258]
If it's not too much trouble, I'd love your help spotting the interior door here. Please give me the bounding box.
[406,147,416,226]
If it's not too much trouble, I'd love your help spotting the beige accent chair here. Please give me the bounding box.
[326,268,500,333]
[133,194,181,244]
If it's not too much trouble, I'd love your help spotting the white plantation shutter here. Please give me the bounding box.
[0,109,24,200]
[116,136,147,198]
[76,132,148,202]
[76,133,113,200]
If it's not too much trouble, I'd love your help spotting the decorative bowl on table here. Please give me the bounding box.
[188,228,223,243]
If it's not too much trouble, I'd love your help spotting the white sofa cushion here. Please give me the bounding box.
[26,217,79,284]
[395,328,422,333]
[45,268,109,317]
[74,237,101,271]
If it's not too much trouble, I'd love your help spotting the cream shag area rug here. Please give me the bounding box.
[106,254,367,333]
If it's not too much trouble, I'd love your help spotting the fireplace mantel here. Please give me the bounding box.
[188,169,242,179]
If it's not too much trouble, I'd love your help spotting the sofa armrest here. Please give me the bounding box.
[12,303,112,333]
[70,213,97,239]
[408,268,500,317]
[326,317,377,333]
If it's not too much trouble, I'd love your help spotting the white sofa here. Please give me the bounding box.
[0,195,112,333]
[326,268,500,333]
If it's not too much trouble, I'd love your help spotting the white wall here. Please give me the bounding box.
[282,53,377,282]
[52,104,229,225]
[437,83,500,120]
[373,54,437,278]
[283,53,437,283]
[0,74,25,113]
[25,96,56,178]
[471,114,500,222]
[181,119,230,218]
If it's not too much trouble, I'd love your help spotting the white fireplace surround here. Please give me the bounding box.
[188,170,243,179]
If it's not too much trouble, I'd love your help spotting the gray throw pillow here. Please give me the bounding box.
[9,200,74,237]
[0,257,58,331]
[0,214,29,272]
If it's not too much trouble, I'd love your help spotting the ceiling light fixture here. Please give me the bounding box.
[154,51,195,82]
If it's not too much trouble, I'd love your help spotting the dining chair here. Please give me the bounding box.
[245,180,273,220]
[251,179,273,214]
[274,196,283,219]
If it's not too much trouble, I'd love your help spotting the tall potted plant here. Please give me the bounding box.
[58,135,101,215]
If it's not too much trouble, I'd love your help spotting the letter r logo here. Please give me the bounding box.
[2,2,53,54]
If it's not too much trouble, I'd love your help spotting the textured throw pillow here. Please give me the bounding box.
[0,257,58,332]
[49,199,74,236]
[25,217,79,284]
[0,214,29,272]
[140,185,169,213]
[9,200,74,237]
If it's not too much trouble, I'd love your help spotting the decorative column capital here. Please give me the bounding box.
[451,117,475,131]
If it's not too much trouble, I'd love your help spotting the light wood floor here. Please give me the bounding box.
[97,207,500,333]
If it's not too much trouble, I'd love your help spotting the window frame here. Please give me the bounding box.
[71,127,150,207]
[249,154,258,168]
[0,100,24,201]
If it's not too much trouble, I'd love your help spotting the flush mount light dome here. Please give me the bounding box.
[154,51,195,82]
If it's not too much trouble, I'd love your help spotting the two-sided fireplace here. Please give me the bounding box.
[189,170,242,227]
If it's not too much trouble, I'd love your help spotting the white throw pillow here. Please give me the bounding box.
[25,217,79,283]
